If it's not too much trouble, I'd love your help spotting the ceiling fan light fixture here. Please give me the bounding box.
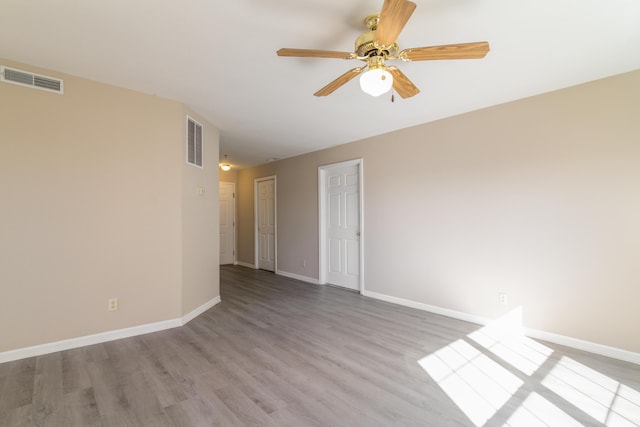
[219,154,231,171]
[360,66,393,97]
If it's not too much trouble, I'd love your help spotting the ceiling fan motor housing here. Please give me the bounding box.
[355,14,392,58]
[355,30,377,57]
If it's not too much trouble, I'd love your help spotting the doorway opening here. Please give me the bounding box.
[219,182,236,265]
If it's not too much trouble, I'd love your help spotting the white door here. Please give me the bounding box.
[219,182,235,265]
[257,178,276,272]
[324,163,360,290]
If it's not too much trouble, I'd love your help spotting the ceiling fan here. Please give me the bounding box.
[277,0,490,99]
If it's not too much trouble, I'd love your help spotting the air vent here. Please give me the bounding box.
[186,116,203,168]
[1,66,64,94]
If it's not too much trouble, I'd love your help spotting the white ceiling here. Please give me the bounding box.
[2,0,639,169]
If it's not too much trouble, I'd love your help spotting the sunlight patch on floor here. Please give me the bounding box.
[542,356,640,426]
[504,392,583,426]
[468,307,553,375]
[418,307,640,426]
[418,339,522,426]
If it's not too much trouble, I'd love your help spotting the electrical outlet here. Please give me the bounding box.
[302,259,306,268]
[108,298,119,311]
[498,293,508,305]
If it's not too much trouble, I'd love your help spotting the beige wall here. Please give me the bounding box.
[237,69,640,353]
[0,59,219,353]
[181,110,220,315]
[219,169,238,184]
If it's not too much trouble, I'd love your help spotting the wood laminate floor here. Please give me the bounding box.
[1,265,639,426]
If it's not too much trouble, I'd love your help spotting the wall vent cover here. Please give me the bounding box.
[186,116,203,168]
[1,66,64,94]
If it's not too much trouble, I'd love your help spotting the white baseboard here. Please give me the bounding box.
[4,289,637,366]
[524,328,640,365]
[0,296,222,364]
[0,319,180,364]
[362,290,640,365]
[362,290,487,326]
[276,269,320,285]
[235,261,256,269]
[182,296,222,325]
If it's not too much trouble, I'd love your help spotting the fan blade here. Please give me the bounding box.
[314,67,365,97]
[400,42,490,61]
[277,48,354,59]
[375,0,417,47]
[388,67,420,99]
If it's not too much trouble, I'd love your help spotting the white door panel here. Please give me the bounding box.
[329,238,341,273]
[325,163,360,290]
[346,192,359,227]
[346,239,359,276]
[329,193,341,228]
[257,178,275,271]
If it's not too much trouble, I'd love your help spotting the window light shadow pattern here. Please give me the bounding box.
[419,339,523,426]
[505,392,583,427]
[418,307,640,427]
[468,307,553,376]
[542,356,640,426]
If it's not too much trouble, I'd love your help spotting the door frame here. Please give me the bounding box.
[318,159,364,292]
[254,175,277,271]
[219,181,236,265]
